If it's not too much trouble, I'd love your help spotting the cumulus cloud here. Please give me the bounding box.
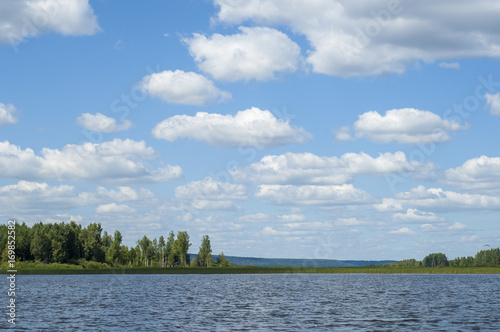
[0,103,18,125]
[139,70,231,106]
[390,186,500,212]
[231,151,438,185]
[153,107,311,148]
[0,0,100,45]
[213,0,500,77]
[96,203,137,214]
[337,108,468,144]
[335,217,371,226]
[460,235,479,243]
[393,209,443,223]
[485,93,500,116]
[449,222,466,230]
[255,184,372,206]
[332,126,353,141]
[0,139,183,184]
[175,177,248,210]
[444,156,500,194]
[76,113,132,132]
[239,213,306,223]
[389,227,414,235]
[184,26,301,81]
[0,181,153,213]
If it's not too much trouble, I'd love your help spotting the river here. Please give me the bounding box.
[2,273,500,331]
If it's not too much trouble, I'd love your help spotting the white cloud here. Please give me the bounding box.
[175,177,247,201]
[139,70,231,106]
[389,227,414,235]
[0,181,153,213]
[0,103,18,125]
[184,26,301,81]
[96,203,136,214]
[153,107,311,148]
[239,213,306,223]
[175,177,248,210]
[460,235,478,243]
[76,113,132,132]
[374,198,404,212]
[420,224,437,232]
[255,184,372,206]
[485,93,500,116]
[391,186,500,212]
[393,209,443,223]
[213,0,500,77]
[349,108,468,144]
[262,226,291,237]
[444,156,500,194]
[0,139,183,184]
[333,126,353,141]
[231,151,437,185]
[449,222,466,230]
[439,62,460,70]
[45,214,83,224]
[0,0,100,45]
[335,217,371,226]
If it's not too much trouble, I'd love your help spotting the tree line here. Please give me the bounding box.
[0,221,229,268]
[386,248,500,268]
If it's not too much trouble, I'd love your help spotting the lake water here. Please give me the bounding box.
[2,274,500,331]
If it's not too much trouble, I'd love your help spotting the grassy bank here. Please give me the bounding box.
[8,265,500,275]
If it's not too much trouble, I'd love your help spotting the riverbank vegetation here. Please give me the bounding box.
[11,264,500,275]
[1,221,499,274]
[381,249,500,268]
[0,221,230,270]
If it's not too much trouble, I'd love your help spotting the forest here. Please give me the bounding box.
[385,249,500,268]
[2,221,499,270]
[0,221,229,268]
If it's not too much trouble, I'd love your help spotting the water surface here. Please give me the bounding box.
[2,274,500,331]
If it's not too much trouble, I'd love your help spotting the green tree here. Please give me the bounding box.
[67,221,83,260]
[198,235,212,267]
[16,222,33,261]
[175,231,191,266]
[152,238,159,266]
[49,223,69,263]
[119,244,129,266]
[138,235,153,266]
[474,248,500,266]
[166,231,176,267]
[128,247,137,267]
[30,223,51,263]
[158,235,166,267]
[107,230,123,266]
[0,224,8,262]
[422,253,448,267]
[217,251,229,267]
[190,257,199,267]
[102,231,112,248]
[80,223,105,262]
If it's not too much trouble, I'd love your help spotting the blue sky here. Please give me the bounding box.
[1,0,500,260]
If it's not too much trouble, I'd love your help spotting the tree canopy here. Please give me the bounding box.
[0,221,226,268]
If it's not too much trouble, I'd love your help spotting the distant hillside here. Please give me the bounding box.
[190,254,394,268]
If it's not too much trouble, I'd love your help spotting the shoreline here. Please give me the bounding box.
[9,266,500,275]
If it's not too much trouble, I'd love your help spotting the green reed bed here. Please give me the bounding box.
[10,265,500,275]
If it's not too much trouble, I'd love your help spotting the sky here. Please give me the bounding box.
[1,0,500,261]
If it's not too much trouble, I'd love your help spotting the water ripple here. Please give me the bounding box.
[3,274,500,331]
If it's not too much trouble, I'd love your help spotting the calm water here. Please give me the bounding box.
[2,274,499,331]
